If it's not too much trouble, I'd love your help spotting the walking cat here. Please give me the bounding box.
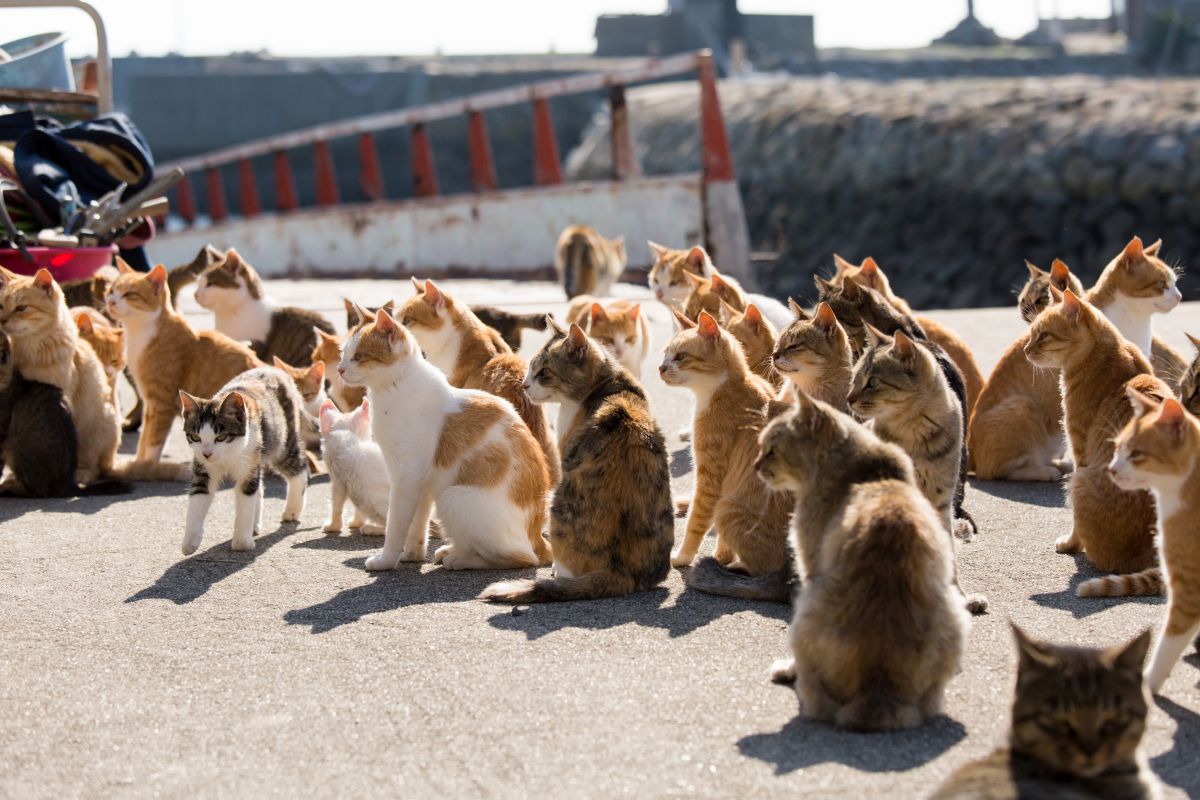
[565,296,650,377]
[0,267,119,485]
[932,626,1159,800]
[556,224,627,299]
[771,301,853,409]
[194,249,335,368]
[660,311,792,601]
[179,367,311,555]
[1024,290,1166,578]
[759,394,968,731]
[647,242,792,329]
[1104,392,1200,692]
[482,322,673,602]
[107,260,262,467]
[399,279,559,482]
[319,399,388,536]
[339,308,552,571]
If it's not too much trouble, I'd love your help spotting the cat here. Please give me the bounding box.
[931,625,1159,800]
[318,398,388,536]
[0,331,129,498]
[194,249,335,368]
[1024,290,1166,577]
[106,260,261,466]
[721,302,781,389]
[338,308,552,571]
[648,242,792,329]
[72,306,125,404]
[832,255,985,417]
[968,260,1081,481]
[178,367,311,555]
[1102,392,1200,692]
[660,310,792,601]
[398,279,559,482]
[1181,332,1200,417]
[0,266,120,485]
[1086,236,1187,393]
[61,265,117,311]
[564,296,650,376]
[556,224,627,299]
[481,321,673,602]
[771,300,853,409]
[271,356,326,417]
[470,306,547,352]
[758,393,968,731]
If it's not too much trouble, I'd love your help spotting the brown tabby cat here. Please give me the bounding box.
[760,394,968,731]
[106,260,261,465]
[556,224,627,299]
[721,302,781,389]
[771,301,853,410]
[72,306,125,404]
[931,626,1159,800]
[1180,332,1200,417]
[481,322,673,602]
[1024,290,1166,576]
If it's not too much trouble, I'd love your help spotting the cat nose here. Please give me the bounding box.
[658,363,668,375]
[337,365,346,376]
[201,449,213,459]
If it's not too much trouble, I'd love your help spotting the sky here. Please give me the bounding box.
[3,1,1116,58]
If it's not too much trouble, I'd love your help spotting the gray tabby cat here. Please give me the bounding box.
[931,626,1160,800]
[178,367,312,556]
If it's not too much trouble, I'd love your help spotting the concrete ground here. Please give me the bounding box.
[2,279,1199,799]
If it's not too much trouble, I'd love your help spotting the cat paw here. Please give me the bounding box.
[433,544,453,564]
[230,537,256,552]
[952,519,976,542]
[364,553,399,571]
[398,547,425,562]
[361,524,386,536]
[674,499,690,518]
[677,427,692,442]
[74,469,98,485]
[964,594,989,615]
[671,550,696,568]
[181,532,203,556]
[1055,533,1082,554]
[322,521,343,534]
[770,658,797,685]
[348,514,365,529]
[714,545,735,565]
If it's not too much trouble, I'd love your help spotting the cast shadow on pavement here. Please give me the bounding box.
[125,521,305,605]
[1028,554,1164,619]
[1150,696,1200,796]
[0,479,181,524]
[670,447,693,479]
[737,713,967,775]
[486,584,789,641]
[967,479,1065,509]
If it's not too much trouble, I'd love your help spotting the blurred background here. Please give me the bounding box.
[4,0,1198,308]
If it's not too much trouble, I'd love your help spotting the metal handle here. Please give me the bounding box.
[0,0,112,113]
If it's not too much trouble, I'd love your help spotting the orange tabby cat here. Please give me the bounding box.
[564,296,650,376]
[721,302,781,389]
[106,260,262,464]
[72,306,125,404]
[1024,290,1166,576]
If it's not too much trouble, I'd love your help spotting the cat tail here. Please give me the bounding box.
[76,479,133,496]
[515,312,548,332]
[480,569,636,603]
[836,686,924,732]
[561,230,594,299]
[1076,568,1163,598]
[300,409,320,437]
[685,557,791,603]
[108,460,191,482]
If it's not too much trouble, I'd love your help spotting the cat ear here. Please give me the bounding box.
[858,257,881,289]
[709,271,728,295]
[814,302,838,334]
[223,248,243,273]
[841,277,862,302]
[1061,289,1083,322]
[566,323,591,357]
[343,298,360,327]
[1024,260,1046,281]
[350,302,373,329]
[1186,332,1200,353]
[1106,628,1153,673]
[647,240,670,261]
[1047,285,1064,304]
[546,315,566,338]
[1144,239,1163,257]
[686,246,710,274]
[374,308,403,341]
[350,400,371,436]
[696,311,721,341]
[892,330,917,359]
[178,390,200,416]
[1049,259,1072,291]
[316,327,339,345]
[1011,624,1058,670]
[146,264,168,294]
[743,303,764,332]
[1154,397,1188,440]
[863,323,889,349]
[628,303,640,323]
[813,275,835,296]
[422,280,445,309]
[671,307,697,330]
[33,268,56,295]
[1121,236,1144,265]
[612,235,625,249]
[589,302,608,324]
[684,271,707,290]
[272,355,288,370]
[319,399,337,435]
[1125,387,1159,418]
[114,257,135,275]
[381,299,396,314]
[220,391,247,420]
[306,360,326,389]
[74,312,94,334]
[718,299,740,326]
[410,276,424,294]
[832,253,856,278]
[789,297,810,321]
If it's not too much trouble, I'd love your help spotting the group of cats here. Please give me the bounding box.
[0,223,1194,797]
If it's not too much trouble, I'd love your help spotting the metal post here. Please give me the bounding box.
[532,97,564,186]
[411,123,440,198]
[237,158,260,217]
[205,168,228,223]
[358,133,385,201]
[467,110,498,192]
[314,140,340,207]
[609,84,642,181]
[273,151,298,212]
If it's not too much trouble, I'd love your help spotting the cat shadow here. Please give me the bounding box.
[0,479,184,523]
[290,531,385,551]
[968,479,1065,509]
[669,447,694,479]
[1028,556,1164,619]
[737,713,967,774]
[125,521,305,605]
[486,583,789,641]
[1149,696,1200,795]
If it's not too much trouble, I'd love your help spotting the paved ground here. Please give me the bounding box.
[2,279,1199,799]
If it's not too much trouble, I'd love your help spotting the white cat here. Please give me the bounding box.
[319,398,389,535]
[338,308,552,571]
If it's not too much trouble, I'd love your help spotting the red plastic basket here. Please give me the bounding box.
[0,245,115,282]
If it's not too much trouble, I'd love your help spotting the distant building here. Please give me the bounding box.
[594,0,815,69]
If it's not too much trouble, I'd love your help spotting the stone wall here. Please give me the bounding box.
[565,76,1200,308]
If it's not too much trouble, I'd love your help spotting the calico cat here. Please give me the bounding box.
[72,307,125,404]
[648,242,792,328]
[556,224,627,299]
[660,311,792,601]
[1087,237,1187,392]
[759,394,968,731]
[1103,392,1200,692]
[564,296,650,376]
[481,321,673,602]
[771,301,853,409]
[319,399,388,536]
[179,367,311,555]
[470,306,547,352]
[932,626,1159,800]
[722,302,781,389]
[194,249,335,368]
[338,308,552,571]
[1018,258,1084,323]
[0,332,129,498]
[399,279,559,482]
[1024,290,1166,577]
[106,260,261,466]
[0,267,120,485]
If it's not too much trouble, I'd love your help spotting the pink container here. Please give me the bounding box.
[0,245,115,282]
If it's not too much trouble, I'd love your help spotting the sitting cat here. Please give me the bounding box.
[760,393,968,731]
[1018,258,1085,323]
[647,242,792,329]
[1104,392,1200,692]
[680,266,793,332]
[482,322,673,602]
[721,302,781,389]
[72,307,125,405]
[194,249,335,368]
[660,311,792,601]
[106,260,261,467]
[771,301,853,409]
[556,224,627,299]
[1024,290,1166,578]
[271,356,326,417]
[339,308,552,571]
[398,279,559,482]
[319,399,388,536]
[932,625,1159,800]
[564,296,649,377]
[178,366,311,555]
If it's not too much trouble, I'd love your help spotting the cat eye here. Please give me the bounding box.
[1128,450,1145,461]
[13,305,26,313]
[186,433,200,443]
[401,316,413,326]
[867,377,880,389]
[599,337,614,345]
[214,433,230,442]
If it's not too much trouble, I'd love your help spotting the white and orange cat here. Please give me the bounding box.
[565,297,650,376]
[647,242,792,329]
